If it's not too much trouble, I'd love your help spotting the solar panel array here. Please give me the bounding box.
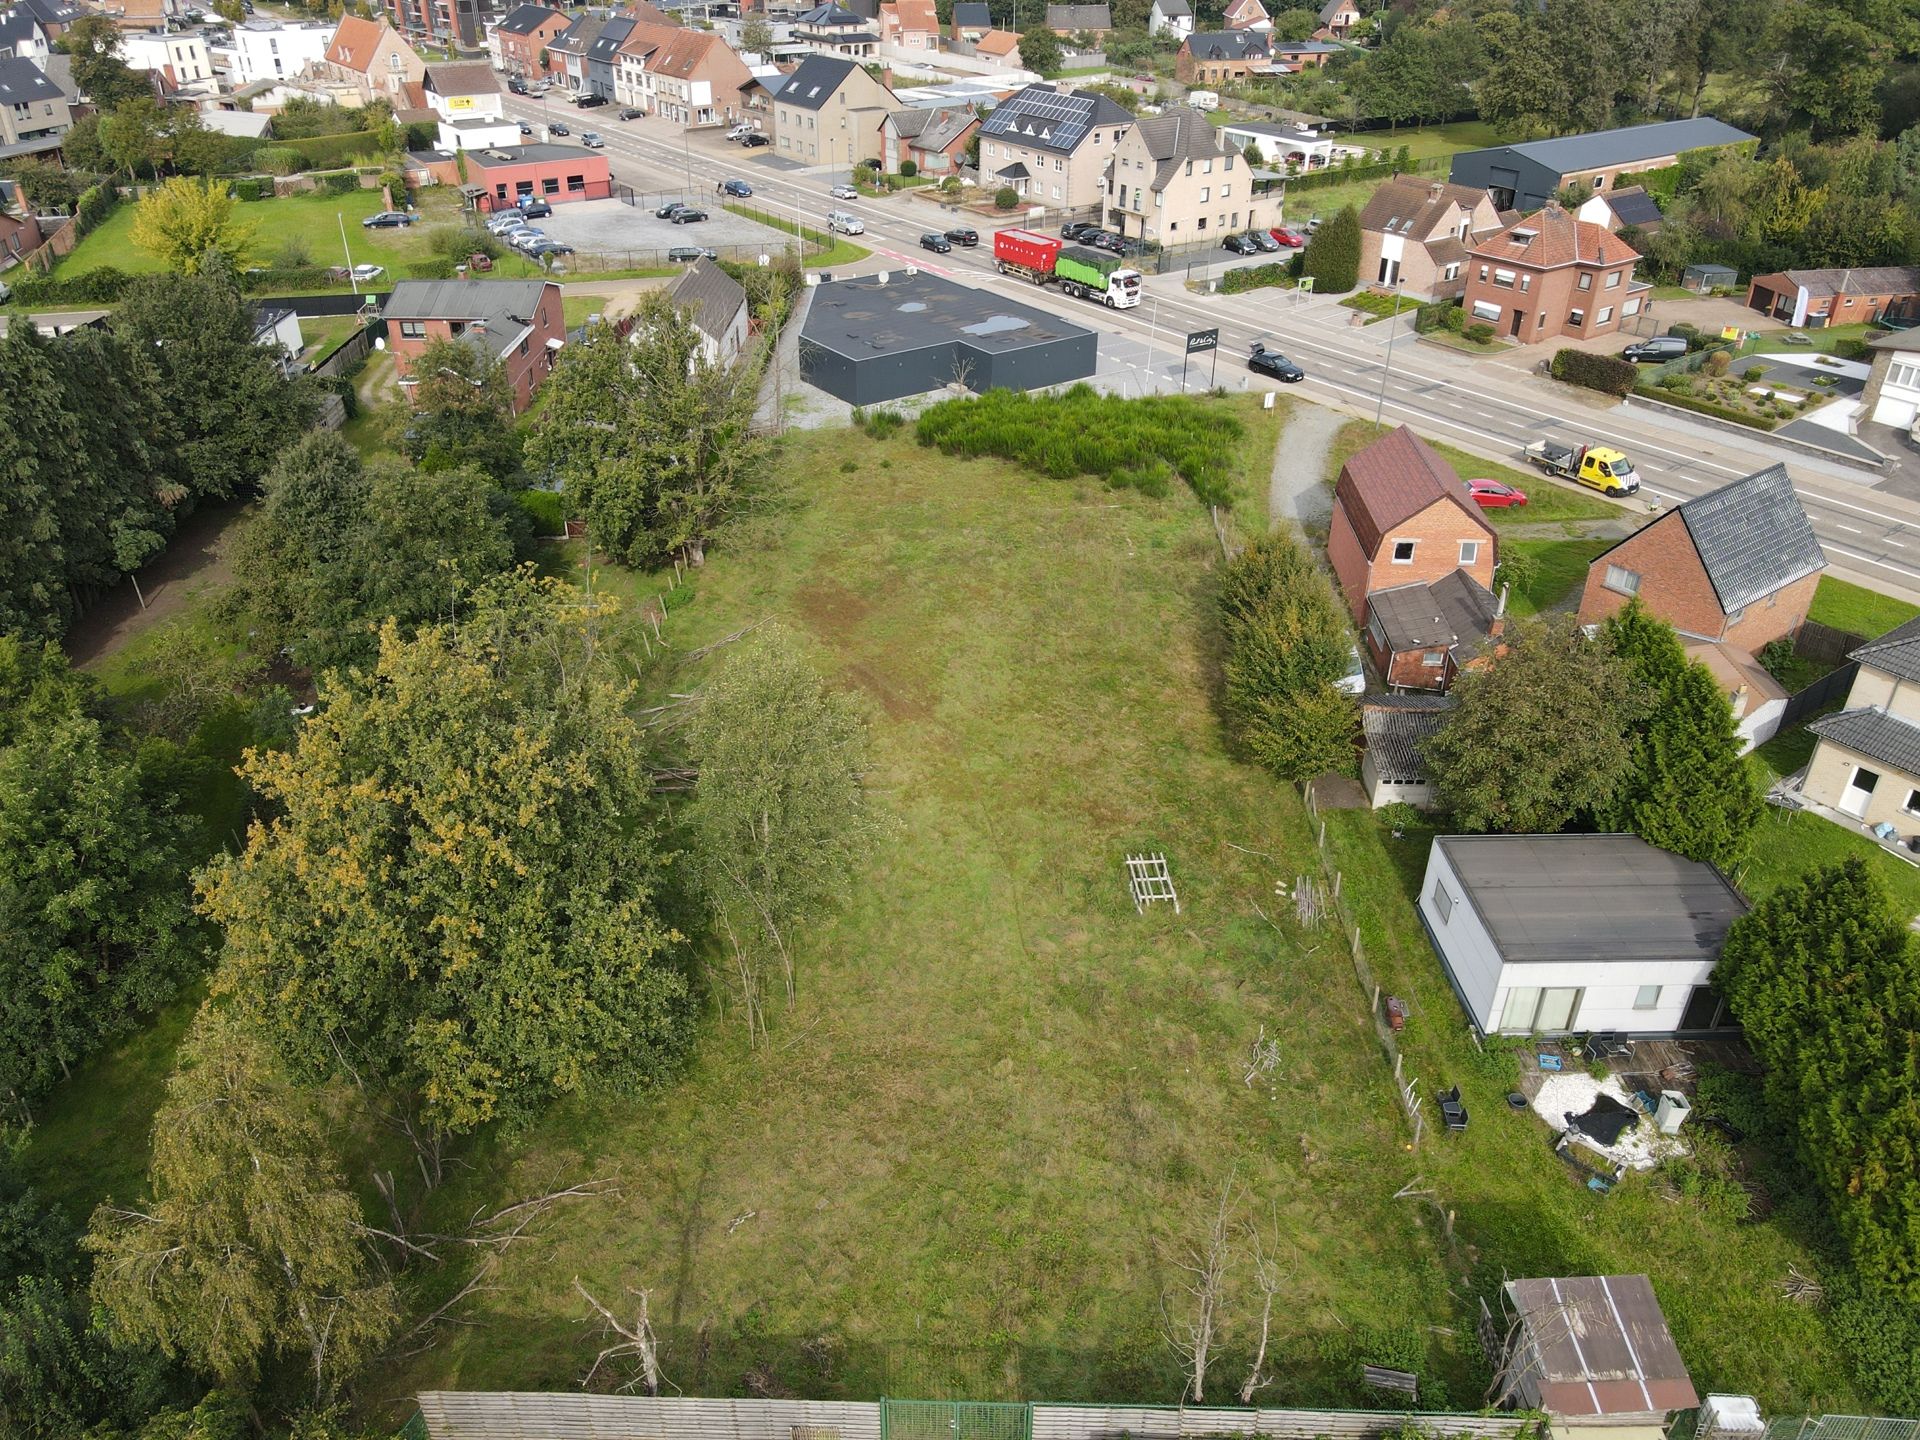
[981,87,1094,152]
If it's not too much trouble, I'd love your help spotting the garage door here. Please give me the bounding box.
[1875,395,1919,429]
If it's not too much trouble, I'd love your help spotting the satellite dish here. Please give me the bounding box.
[373,336,386,350]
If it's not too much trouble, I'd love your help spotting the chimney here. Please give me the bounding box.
[1489,583,1508,639]
[1429,180,1443,200]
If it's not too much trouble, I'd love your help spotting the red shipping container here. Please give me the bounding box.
[992,228,1061,274]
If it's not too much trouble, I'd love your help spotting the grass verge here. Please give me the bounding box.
[1501,537,1610,618]
[1807,574,1920,639]
[1322,420,1624,529]
[722,202,871,267]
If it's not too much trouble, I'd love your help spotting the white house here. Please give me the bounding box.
[121,29,216,93]
[1216,118,1337,169]
[1418,833,1749,1039]
[222,19,334,88]
[1866,328,1920,432]
[425,60,518,150]
[252,303,305,375]
[1148,0,1192,39]
[668,257,750,366]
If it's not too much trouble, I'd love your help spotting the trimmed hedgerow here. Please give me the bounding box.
[1551,348,1637,397]
[913,384,1245,507]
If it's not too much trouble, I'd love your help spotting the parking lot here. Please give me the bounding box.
[506,196,805,265]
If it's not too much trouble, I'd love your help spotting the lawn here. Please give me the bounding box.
[1357,121,1509,162]
[1500,538,1610,618]
[1285,175,1389,229]
[1323,419,1623,529]
[1317,808,1860,1412]
[1340,292,1420,323]
[1735,806,1920,919]
[1807,573,1920,639]
[722,201,872,268]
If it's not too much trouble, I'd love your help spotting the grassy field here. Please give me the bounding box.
[1323,419,1623,529]
[1501,538,1610,618]
[1736,806,1920,919]
[1357,122,1508,162]
[1807,573,1920,638]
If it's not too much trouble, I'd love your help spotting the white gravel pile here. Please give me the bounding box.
[1530,1071,1688,1172]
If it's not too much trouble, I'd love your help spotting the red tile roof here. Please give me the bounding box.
[327,14,388,74]
[1470,203,1640,270]
[1335,425,1492,555]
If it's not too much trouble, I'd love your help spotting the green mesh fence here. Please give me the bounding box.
[882,1398,1034,1440]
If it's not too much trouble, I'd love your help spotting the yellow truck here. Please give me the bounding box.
[1523,438,1641,496]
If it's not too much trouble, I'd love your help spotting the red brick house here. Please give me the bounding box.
[1174,29,1270,84]
[491,3,570,80]
[1745,266,1920,330]
[1329,426,1500,691]
[408,142,613,210]
[1577,463,1826,652]
[382,278,566,414]
[880,105,978,176]
[1461,201,1644,345]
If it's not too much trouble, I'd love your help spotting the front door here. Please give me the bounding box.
[1508,309,1525,337]
[1842,764,1880,818]
[1680,985,1729,1031]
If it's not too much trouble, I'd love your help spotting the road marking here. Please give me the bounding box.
[1824,542,1920,581]
[1834,523,1864,533]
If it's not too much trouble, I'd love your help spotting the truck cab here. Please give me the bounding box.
[1571,445,1640,495]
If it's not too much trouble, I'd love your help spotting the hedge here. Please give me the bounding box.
[1551,348,1637,397]
[516,488,567,535]
[1634,384,1778,430]
[313,169,366,197]
[290,131,388,171]
[9,266,134,305]
[406,258,456,280]
[1287,158,1434,192]
[239,266,335,293]
[73,181,119,239]
[1220,262,1292,294]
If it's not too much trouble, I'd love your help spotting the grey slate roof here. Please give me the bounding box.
[493,3,563,35]
[14,0,78,23]
[1434,833,1748,965]
[383,278,552,361]
[1316,0,1350,22]
[1485,118,1753,177]
[797,2,866,23]
[888,103,974,151]
[1674,463,1825,614]
[669,256,747,346]
[587,15,636,63]
[1132,105,1232,189]
[548,12,594,54]
[1850,615,1920,684]
[1046,4,1111,28]
[0,54,61,105]
[1362,694,1454,784]
[1603,185,1663,228]
[979,83,1132,154]
[952,1,990,25]
[778,53,860,109]
[1810,706,1920,776]
[0,10,45,51]
[1184,28,1268,59]
[1154,0,1191,15]
[1368,571,1499,656]
[1781,266,1920,298]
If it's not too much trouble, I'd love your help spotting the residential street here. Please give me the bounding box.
[509,99,1920,603]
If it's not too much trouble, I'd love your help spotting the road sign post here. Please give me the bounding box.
[1184,327,1218,391]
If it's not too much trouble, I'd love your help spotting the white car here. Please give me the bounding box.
[350,263,385,282]
[726,124,756,140]
[830,183,859,200]
[1335,642,1366,696]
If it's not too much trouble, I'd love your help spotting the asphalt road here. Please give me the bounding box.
[511,96,1920,602]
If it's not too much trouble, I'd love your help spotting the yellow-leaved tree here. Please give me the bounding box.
[129,176,251,274]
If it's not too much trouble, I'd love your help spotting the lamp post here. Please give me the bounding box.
[1373,270,1404,426]
[339,211,357,296]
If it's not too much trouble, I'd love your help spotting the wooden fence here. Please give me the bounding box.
[1792,619,1867,667]
[414,1394,1533,1440]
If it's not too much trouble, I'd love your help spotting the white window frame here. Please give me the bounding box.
[1604,564,1640,595]
[1390,539,1416,564]
[1459,540,1480,566]
[1633,984,1661,1011]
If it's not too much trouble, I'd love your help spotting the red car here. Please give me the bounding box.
[1467,477,1529,508]
[1270,226,1306,247]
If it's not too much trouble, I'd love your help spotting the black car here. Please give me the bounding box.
[1622,335,1689,362]
[721,178,753,197]
[741,132,769,147]
[919,232,952,253]
[671,208,708,224]
[508,76,528,94]
[526,240,575,259]
[1222,233,1260,256]
[575,92,608,106]
[1249,344,1305,382]
[361,210,414,228]
[518,198,552,218]
[668,245,718,262]
[618,106,642,119]
[656,200,691,218]
[1060,221,1103,243]
[1248,229,1282,253]
[1089,231,1134,254]
[518,120,534,136]
[549,122,570,136]
[944,227,979,246]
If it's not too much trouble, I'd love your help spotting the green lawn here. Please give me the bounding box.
[1317,809,1860,1411]
[1501,537,1610,618]
[1286,174,1390,228]
[1748,321,1880,356]
[1323,419,1624,529]
[1807,573,1920,639]
[1358,121,1510,162]
[721,202,871,267]
[1340,292,1420,323]
[1736,806,1920,919]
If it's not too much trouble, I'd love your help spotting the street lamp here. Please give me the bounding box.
[338,211,358,296]
[1373,269,1405,427]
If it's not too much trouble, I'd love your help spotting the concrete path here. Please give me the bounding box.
[1269,397,1347,533]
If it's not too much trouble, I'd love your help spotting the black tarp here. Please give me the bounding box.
[1564,1092,1639,1147]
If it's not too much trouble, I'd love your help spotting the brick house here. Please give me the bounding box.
[1359,175,1506,301]
[489,4,569,79]
[1461,202,1644,344]
[977,83,1132,210]
[1104,104,1280,245]
[617,26,752,127]
[1315,0,1359,39]
[1802,619,1920,834]
[410,141,613,210]
[317,15,424,104]
[880,104,978,176]
[1329,426,1498,692]
[1576,463,1825,653]
[1745,266,1920,330]
[1175,30,1269,85]
[382,278,566,413]
[877,0,939,51]
[1222,0,1270,30]
[771,53,899,167]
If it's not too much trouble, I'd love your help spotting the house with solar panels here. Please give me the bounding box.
[977,83,1133,212]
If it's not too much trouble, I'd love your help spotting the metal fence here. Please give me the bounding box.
[1762,1419,1920,1440]
[414,1395,1534,1440]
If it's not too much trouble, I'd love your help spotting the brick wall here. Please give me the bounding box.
[1577,513,1723,636]
[1724,568,1820,651]
[1331,498,1495,621]
[1327,504,1372,621]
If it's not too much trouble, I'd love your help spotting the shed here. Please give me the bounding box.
[1682,262,1737,293]
[1417,833,1748,1038]
[1360,694,1453,809]
[1494,1275,1698,1423]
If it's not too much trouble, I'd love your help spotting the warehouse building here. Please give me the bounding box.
[798,270,1096,405]
[1448,118,1753,212]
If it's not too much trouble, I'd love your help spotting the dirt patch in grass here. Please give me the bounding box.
[792,576,875,642]
[65,499,248,668]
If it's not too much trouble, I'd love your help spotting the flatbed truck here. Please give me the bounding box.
[1524,438,1641,496]
[992,228,1142,309]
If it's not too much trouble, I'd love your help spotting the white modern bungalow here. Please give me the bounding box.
[1418,834,1749,1039]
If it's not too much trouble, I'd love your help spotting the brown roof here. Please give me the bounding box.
[1505,1275,1697,1419]
[976,28,1021,54]
[630,0,680,23]
[425,61,500,97]
[1471,203,1640,270]
[1335,425,1493,556]
[645,27,730,76]
[893,0,938,30]
[327,14,388,73]
[1360,174,1493,243]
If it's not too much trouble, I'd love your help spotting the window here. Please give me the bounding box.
[1199,186,1209,203]
[1202,157,1212,173]
[1224,154,1233,170]
[1578,272,1592,291]
[1905,789,1920,814]
[1421,650,1445,668]
[1623,296,1642,317]
[1569,308,1586,327]
[1478,265,1488,281]
[1220,184,1230,198]
[1196,216,1207,230]
[399,320,425,338]
[1471,300,1501,321]
[1605,271,1621,289]
[1443,262,1460,281]
[1894,360,1920,390]
[1597,306,1613,324]
[1368,611,1388,650]
[1591,173,1604,188]
[1604,564,1640,595]
[1633,985,1661,1011]
[1460,540,1480,566]
[1391,539,1416,563]
[566,173,585,191]
[1492,267,1516,289]
[1431,880,1454,923]
[1520,274,1531,293]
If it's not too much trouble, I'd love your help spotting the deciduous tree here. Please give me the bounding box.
[197,574,692,1134]
[402,336,522,479]
[65,16,153,110]
[86,1008,397,1401]
[1426,616,1640,833]
[1016,23,1064,75]
[130,176,251,274]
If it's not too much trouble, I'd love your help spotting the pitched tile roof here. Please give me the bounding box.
[547,12,594,53]
[1849,614,1920,682]
[1317,0,1354,21]
[493,3,564,36]
[1673,463,1825,614]
[1046,3,1111,28]
[425,61,499,96]
[1131,105,1232,189]
[1335,424,1493,556]
[13,0,77,25]
[1368,571,1499,656]
[382,278,554,361]
[649,28,738,79]
[1223,0,1268,22]
[976,28,1021,55]
[326,15,389,73]
[1811,705,1920,776]
[1154,0,1192,15]
[0,53,61,104]
[1360,174,1495,242]
[669,256,748,345]
[0,10,45,50]
[1470,203,1640,269]
[892,0,938,32]
[1184,28,1268,59]
[1362,693,1454,783]
[1488,118,1753,175]
[587,16,636,63]
[890,103,975,151]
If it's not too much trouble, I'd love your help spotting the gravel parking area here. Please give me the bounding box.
[527,196,798,263]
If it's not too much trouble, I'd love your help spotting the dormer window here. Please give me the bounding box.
[1511,226,1537,243]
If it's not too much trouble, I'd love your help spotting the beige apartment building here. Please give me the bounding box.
[1104,105,1278,244]
[772,52,899,166]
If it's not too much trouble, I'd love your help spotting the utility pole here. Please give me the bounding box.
[339,211,357,295]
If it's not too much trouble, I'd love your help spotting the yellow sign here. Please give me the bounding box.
[447,94,477,112]
[1720,324,1741,341]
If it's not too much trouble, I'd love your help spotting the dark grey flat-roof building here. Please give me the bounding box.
[1418,833,1748,1038]
[798,270,1096,406]
[1448,118,1753,212]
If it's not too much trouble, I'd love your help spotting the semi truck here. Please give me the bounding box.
[992,229,1142,309]
[1523,438,1641,496]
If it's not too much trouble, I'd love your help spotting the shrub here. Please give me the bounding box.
[1462,322,1495,345]
[316,169,363,196]
[237,265,332,293]
[233,177,268,201]
[1442,305,1466,332]
[407,258,456,280]
[994,186,1019,210]
[1836,338,1871,362]
[857,407,906,438]
[1551,348,1637,397]
[255,146,303,176]
[73,181,119,238]
[1743,364,1765,381]
[1757,636,1797,684]
[898,159,917,178]
[1638,382,1778,429]
[1704,349,1731,376]
[1297,205,1359,294]
[272,236,313,269]
[1219,262,1290,293]
[515,488,566,535]
[9,266,134,305]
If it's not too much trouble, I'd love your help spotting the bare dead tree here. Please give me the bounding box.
[1238,1204,1289,1405]
[575,1278,666,1395]
[1163,1171,1237,1404]
[1482,1287,1573,1409]
[717,907,768,1047]
[396,1256,500,1358]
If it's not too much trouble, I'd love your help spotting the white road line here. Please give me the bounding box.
[1835,523,1864,533]
[1825,542,1920,580]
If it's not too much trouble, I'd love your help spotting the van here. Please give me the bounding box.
[826,210,864,235]
[1622,335,1687,363]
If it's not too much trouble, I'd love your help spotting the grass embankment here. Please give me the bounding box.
[1323,419,1623,528]
[722,202,871,267]
[1500,538,1611,618]
[1807,574,1920,638]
